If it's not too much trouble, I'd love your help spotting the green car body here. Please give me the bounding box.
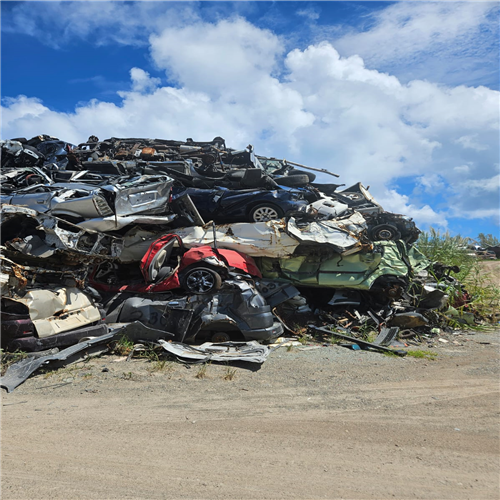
[255,241,429,290]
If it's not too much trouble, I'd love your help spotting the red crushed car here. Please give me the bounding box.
[90,234,261,294]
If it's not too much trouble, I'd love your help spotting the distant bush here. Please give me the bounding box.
[417,228,500,322]
[416,228,476,282]
[477,233,500,248]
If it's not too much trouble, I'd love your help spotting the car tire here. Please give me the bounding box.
[181,266,222,294]
[210,332,231,343]
[249,203,284,222]
[288,169,316,183]
[369,224,401,241]
[273,174,310,187]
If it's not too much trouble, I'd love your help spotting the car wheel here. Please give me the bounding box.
[210,332,231,343]
[369,224,401,241]
[249,204,284,222]
[288,169,316,183]
[339,192,365,203]
[273,174,310,187]
[181,266,222,294]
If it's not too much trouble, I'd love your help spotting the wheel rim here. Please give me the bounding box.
[376,229,395,240]
[252,206,279,222]
[186,269,216,293]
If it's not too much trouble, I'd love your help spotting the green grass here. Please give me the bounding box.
[416,229,477,282]
[195,363,208,379]
[148,360,175,373]
[407,350,438,360]
[297,334,308,345]
[113,335,135,356]
[0,349,28,375]
[223,366,236,381]
[416,228,500,322]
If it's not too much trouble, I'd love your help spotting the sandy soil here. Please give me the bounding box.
[479,260,500,287]
[2,327,499,500]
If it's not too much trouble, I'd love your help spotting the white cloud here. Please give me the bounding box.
[378,189,448,229]
[454,165,471,174]
[332,2,499,86]
[2,16,499,231]
[2,1,200,48]
[149,18,284,96]
[296,8,320,21]
[128,68,161,94]
[455,134,489,152]
[336,2,496,63]
[415,174,446,194]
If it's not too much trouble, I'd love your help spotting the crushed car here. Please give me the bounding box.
[90,233,262,294]
[1,131,477,394]
[172,185,309,223]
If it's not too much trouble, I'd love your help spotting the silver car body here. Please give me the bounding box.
[2,175,173,220]
[117,214,366,262]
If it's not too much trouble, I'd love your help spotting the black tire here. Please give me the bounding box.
[340,192,365,202]
[289,169,316,183]
[263,176,279,189]
[273,174,310,187]
[210,332,231,343]
[181,266,222,294]
[369,224,401,241]
[249,203,284,222]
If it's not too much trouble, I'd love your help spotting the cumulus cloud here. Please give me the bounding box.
[149,18,284,95]
[378,189,448,229]
[2,15,499,231]
[128,68,161,94]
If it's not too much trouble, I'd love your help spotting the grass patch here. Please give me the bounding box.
[328,334,343,345]
[383,351,400,358]
[417,228,500,321]
[407,350,438,360]
[223,366,236,381]
[0,349,28,375]
[416,229,476,282]
[148,360,175,373]
[297,333,309,345]
[113,335,135,356]
[195,363,208,379]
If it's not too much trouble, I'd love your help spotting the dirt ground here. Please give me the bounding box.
[479,259,500,287]
[2,324,499,500]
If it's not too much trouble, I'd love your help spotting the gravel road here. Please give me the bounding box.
[2,329,499,499]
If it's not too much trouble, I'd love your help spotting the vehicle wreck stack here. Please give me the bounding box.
[0,135,473,390]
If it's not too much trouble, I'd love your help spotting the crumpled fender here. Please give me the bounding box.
[179,246,262,278]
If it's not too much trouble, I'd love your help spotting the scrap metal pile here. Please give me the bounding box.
[1,134,469,384]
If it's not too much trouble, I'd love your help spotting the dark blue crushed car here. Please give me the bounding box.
[172,185,308,223]
[35,140,77,168]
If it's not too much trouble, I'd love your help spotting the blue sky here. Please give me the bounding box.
[2,1,499,240]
